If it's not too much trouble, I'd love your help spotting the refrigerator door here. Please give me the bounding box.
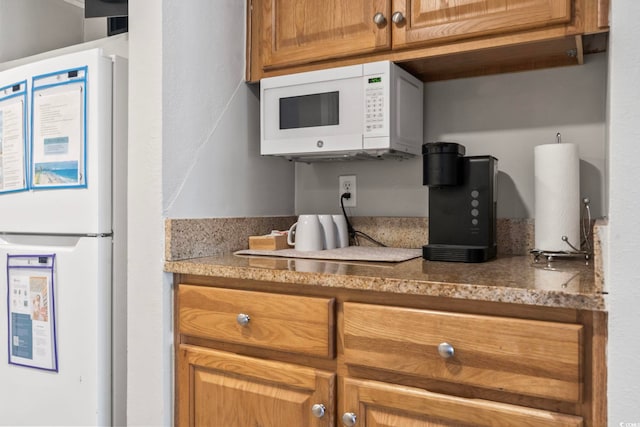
[0,234,111,426]
[0,49,113,235]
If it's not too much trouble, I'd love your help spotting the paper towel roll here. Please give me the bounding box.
[534,143,580,252]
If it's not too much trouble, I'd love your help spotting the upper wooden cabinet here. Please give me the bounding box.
[262,0,391,68]
[247,0,610,82]
[393,0,571,49]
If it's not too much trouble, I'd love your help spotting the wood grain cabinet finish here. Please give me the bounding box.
[248,0,609,82]
[261,0,391,68]
[260,0,572,68]
[343,302,583,402]
[393,0,571,49]
[174,276,605,426]
[178,284,335,358]
[177,345,335,426]
[342,377,583,427]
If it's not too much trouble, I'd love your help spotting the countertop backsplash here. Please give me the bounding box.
[164,216,575,261]
[165,216,297,261]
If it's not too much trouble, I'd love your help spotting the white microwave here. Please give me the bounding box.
[260,61,424,162]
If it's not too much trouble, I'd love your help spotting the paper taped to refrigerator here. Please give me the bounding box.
[6,254,58,372]
[0,81,27,194]
[31,67,87,189]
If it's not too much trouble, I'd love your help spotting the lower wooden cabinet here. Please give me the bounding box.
[177,344,335,426]
[343,302,583,402]
[341,377,582,427]
[178,285,335,358]
[174,277,605,426]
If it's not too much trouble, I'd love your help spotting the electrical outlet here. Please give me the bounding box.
[339,175,356,208]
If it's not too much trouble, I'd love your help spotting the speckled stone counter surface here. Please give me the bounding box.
[165,216,605,311]
[165,253,604,311]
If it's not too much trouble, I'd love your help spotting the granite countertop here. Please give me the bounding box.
[165,252,605,311]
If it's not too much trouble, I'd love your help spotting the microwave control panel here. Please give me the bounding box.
[364,76,386,134]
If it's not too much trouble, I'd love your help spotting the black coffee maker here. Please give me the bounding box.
[422,142,498,262]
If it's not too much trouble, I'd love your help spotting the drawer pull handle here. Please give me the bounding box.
[438,342,455,359]
[342,412,357,426]
[311,403,326,418]
[236,313,251,326]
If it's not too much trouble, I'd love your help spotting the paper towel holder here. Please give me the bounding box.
[531,197,592,266]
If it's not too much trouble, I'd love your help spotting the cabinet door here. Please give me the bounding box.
[342,378,583,427]
[392,0,572,50]
[177,345,335,426]
[262,0,391,68]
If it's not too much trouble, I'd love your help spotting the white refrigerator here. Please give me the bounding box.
[0,47,127,426]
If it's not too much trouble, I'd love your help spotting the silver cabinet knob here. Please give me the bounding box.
[236,313,250,326]
[373,12,386,25]
[392,11,405,24]
[342,412,357,426]
[311,403,326,418]
[438,342,455,359]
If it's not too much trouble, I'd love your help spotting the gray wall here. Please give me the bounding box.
[607,0,640,423]
[295,53,608,219]
[0,0,84,62]
[128,0,295,424]
[127,1,167,425]
[162,2,294,218]
[84,17,108,41]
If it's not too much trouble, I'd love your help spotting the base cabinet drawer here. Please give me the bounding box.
[343,302,583,402]
[178,284,335,357]
[177,345,336,427]
[341,377,583,427]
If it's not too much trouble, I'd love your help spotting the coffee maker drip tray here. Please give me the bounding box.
[423,244,497,263]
